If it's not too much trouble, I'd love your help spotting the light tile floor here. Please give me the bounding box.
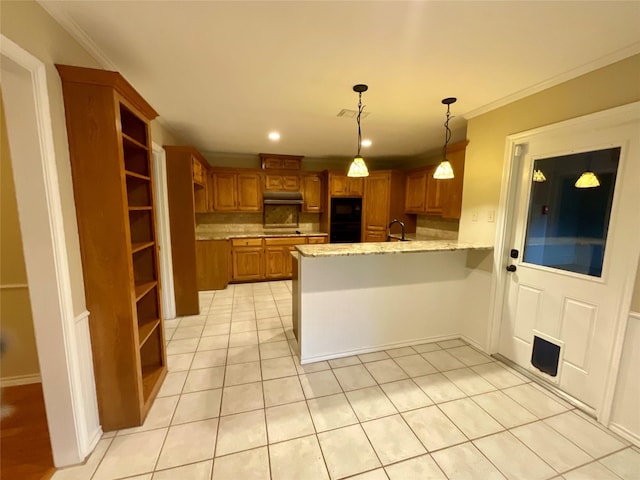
[53,280,640,480]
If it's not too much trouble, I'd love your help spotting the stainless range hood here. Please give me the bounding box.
[263,191,304,205]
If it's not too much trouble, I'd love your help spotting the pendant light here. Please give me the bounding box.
[575,171,600,188]
[532,169,547,182]
[433,97,457,180]
[347,84,369,177]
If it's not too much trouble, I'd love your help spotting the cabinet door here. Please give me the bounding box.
[232,247,263,281]
[265,174,283,191]
[329,174,349,196]
[364,227,388,243]
[363,173,391,240]
[282,175,300,191]
[425,167,444,215]
[441,146,466,219]
[212,172,237,211]
[237,173,262,211]
[348,177,364,196]
[405,171,427,213]
[302,175,322,212]
[265,247,287,279]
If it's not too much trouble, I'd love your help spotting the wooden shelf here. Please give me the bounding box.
[122,132,149,151]
[135,281,157,301]
[125,170,151,181]
[131,241,155,254]
[141,363,164,402]
[138,318,160,347]
[57,64,166,432]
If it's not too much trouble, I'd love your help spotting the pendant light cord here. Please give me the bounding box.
[443,103,453,161]
[356,92,363,157]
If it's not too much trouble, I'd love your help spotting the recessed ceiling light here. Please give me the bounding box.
[361,139,372,148]
[268,132,280,141]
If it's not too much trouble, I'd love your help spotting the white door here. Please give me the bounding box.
[498,103,640,416]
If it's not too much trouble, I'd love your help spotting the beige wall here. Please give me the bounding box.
[460,54,640,245]
[632,260,640,312]
[460,55,640,302]
[0,95,41,378]
[1,0,180,316]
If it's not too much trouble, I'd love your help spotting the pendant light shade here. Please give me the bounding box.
[433,160,454,179]
[575,171,600,188]
[434,97,457,180]
[532,169,547,182]
[347,155,369,177]
[347,84,369,178]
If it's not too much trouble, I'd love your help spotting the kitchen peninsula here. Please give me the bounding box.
[292,240,493,363]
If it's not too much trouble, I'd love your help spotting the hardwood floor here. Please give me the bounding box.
[1,382,55,480]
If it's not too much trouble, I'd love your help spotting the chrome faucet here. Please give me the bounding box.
[388,219,405,241]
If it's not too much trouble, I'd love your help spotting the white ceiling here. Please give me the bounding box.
[41,1,640,160]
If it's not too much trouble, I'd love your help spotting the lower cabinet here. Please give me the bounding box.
[229,235,327,283]
[265,237,307,279]
[230,238,264,282]
[195,240,229,290]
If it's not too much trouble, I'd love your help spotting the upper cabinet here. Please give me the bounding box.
[210,170,262,212]
[363,170,415,242]
[329,173,364,197]
[260,153,303,170]
[302,173,324,213]
[404,140,468,219]
[265,173,300,192]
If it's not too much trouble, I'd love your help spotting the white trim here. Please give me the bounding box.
[1,34,100,466]
[36,1,116,70]
[1,374,42,387]
[299,334,464,365]
[152,143,176,320]
[0,283,29,290]
[74,310,90,324]
[464,42,640,119]
[609,423,640,448]
[490,102,640,425]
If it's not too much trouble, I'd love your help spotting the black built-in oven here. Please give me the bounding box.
[330,197,362,243]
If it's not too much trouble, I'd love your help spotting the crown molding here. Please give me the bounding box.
[37,0,116,70]
[464,42,640,120]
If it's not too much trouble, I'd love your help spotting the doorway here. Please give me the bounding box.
[1,35,100,466]
[495,103,640,420]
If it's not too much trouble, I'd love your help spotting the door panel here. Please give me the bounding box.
[498,105,640,415]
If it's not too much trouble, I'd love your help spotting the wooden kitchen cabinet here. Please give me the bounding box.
[265,173,300,192]
[265,237,307,279]
[211,170,262,212]
[329,173,364,197]
[259,153,303,170]
[441,140,468,219]
[57,64,166,431]
[230,238,264,281]
[164,146,208,315]
[196,240,229,291]
[363,170,415,242]
[302,174,323,212]
[404,140,468,218]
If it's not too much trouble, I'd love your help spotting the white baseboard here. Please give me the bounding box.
[609,422,640,448]
[1,373,42,387]
[300,334,465,364]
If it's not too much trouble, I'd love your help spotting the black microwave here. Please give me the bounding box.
[331,197,362,222]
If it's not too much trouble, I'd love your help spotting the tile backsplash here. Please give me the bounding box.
[416,215,459,240]
[196,212,320,235]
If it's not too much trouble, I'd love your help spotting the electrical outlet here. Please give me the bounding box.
[472,210,478,222]
[487,210,495,223]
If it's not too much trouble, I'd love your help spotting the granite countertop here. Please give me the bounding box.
[295,240,493,258]
[196,231,328,241]
[387,232,456,242]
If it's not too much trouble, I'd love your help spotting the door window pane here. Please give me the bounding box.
[523,147,620,277]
